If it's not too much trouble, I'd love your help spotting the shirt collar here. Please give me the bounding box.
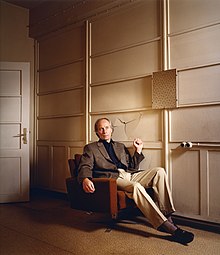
[99,139,114,144]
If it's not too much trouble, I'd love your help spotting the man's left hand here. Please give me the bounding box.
[133,138,143,154]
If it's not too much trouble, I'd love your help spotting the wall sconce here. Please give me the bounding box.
[152,69,178,109]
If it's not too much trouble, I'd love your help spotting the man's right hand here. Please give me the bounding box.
[82,178,95,193]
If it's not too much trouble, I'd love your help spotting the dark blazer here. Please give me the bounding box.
[77,140,144,184]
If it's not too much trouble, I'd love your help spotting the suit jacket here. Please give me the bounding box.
[77,140,144,184]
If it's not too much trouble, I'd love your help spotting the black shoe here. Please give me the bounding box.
[172,228,194,244]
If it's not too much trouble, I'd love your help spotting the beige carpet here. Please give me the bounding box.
[0,193,219,255]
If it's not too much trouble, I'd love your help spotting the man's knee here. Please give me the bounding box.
[133,182,146,193]
[147,166,166,176]
[157,167,166,175]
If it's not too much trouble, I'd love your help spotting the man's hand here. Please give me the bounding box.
[133,138,143,154]
[82,178,95,193]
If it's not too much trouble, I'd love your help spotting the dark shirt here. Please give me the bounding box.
[101,139,127,170]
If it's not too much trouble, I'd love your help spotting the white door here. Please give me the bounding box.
[0,62,30,203]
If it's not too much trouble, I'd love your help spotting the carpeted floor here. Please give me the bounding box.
[0,193,219,255]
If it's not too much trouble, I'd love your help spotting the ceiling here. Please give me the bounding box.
[5,0,49,9]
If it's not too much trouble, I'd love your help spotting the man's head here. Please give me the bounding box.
[94,118,113,142]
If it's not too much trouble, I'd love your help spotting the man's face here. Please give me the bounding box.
[96,119,113,142]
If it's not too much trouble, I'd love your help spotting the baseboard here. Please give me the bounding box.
[30,188,69,201]
[173,215,220,234]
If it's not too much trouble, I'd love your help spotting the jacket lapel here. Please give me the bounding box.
[112,142,123,162]
[97,141,112,161]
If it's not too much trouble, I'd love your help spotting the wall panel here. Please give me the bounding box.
[170,105,220,142]
[169,0,220,33]
[39,89,83,117]
[171,150,200,216]
[91,111,162,143]
[92,41,160,84]
[68,146,84,160]
[140,149,163,170]
[169,24,220,69]
[208,150,220,220]
[39,61,83,93]
[52,146,67,191]
[39,26,84,68]
[38,116,84,141]
[178,65,220,106]
[91,77,152,112]
[91,0,160,55]
[37,146,50,188]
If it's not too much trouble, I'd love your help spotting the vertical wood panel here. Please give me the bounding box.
[52,146,67,191]
[140,149,163,170]
[171,150,200,215]
[68,147,84,161]
[208,150,220,220]
[37,146,50,188]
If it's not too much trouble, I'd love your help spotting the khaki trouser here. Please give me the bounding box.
[116,167,175,228]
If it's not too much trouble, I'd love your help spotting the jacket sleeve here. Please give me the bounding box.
[77,144,94,184]
[125,146,145,171]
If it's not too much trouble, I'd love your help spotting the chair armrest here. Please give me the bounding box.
[66,177,118,216]
[91,178,118,215]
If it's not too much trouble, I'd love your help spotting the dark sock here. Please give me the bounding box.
[158,220,177,234]
[167,216,175,224]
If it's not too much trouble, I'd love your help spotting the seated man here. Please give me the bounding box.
[77,117,194,244]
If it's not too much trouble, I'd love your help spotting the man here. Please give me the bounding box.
[77,118,194,244]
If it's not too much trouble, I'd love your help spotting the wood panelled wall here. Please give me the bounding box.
[34,0,220,224]
[89,0,162,172]
[36,24,86,191]
[167,0,220,224]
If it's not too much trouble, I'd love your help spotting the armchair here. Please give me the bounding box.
[66,154,135,219]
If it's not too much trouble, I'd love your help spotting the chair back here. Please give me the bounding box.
[68,154,82,177]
